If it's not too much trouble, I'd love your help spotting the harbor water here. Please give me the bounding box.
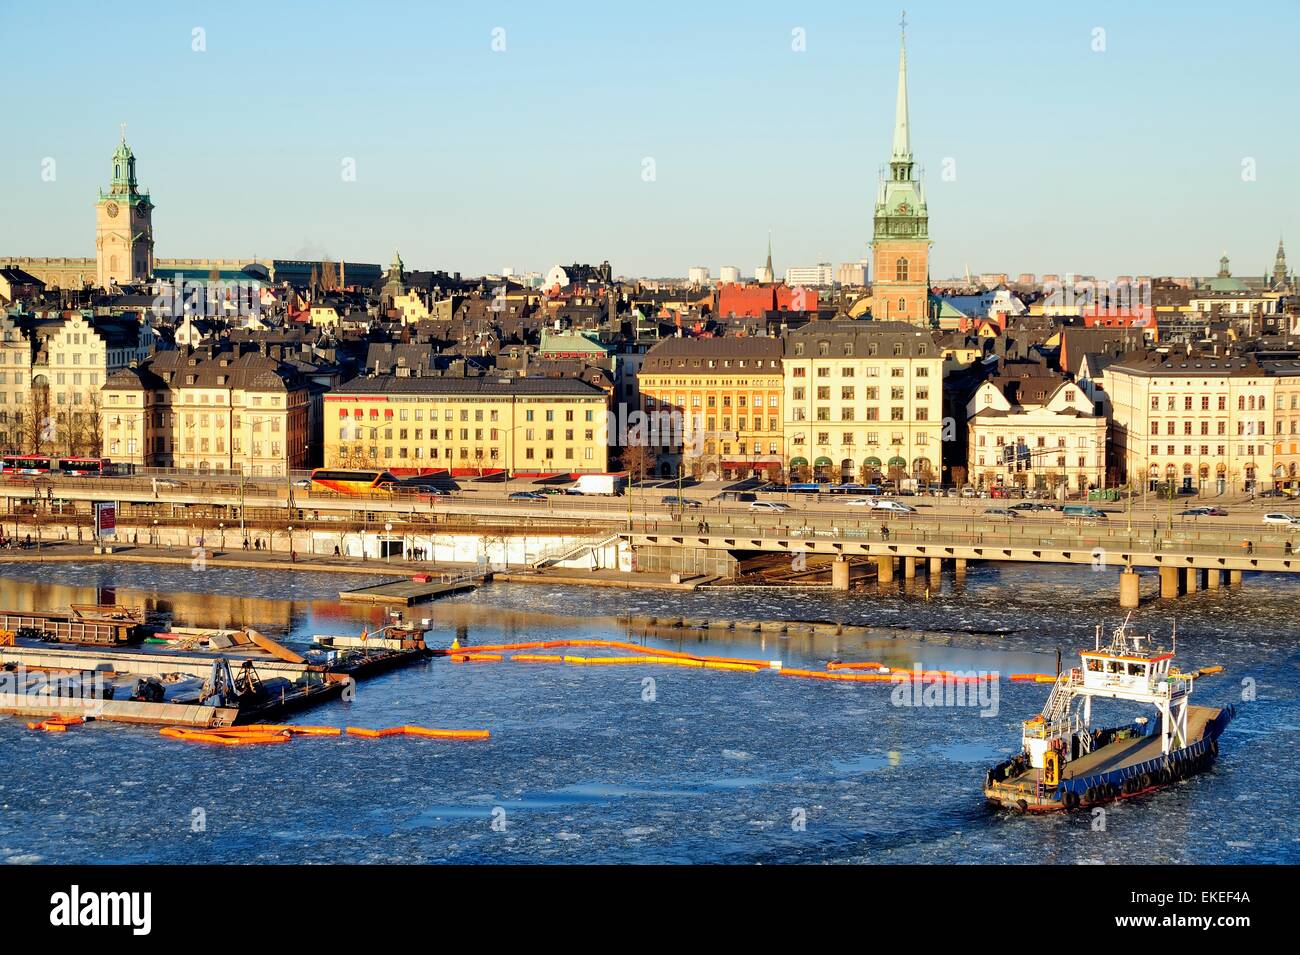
[0,560,1295,864]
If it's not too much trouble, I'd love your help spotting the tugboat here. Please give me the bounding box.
[984,614,1234,813]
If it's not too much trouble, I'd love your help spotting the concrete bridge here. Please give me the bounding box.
[624,521,1292,607]
[1,475,1296,607]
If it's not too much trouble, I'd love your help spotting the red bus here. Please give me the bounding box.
[1,455,54,475]
[0,455,112,477]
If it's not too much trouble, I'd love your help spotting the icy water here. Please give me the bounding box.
[0,560,1295,865]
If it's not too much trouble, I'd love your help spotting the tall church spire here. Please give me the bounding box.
[872,13,930,327]
[765,230,774,282]
[892,12,911,164]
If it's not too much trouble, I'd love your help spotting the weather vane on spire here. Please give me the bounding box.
[119,121,127,142]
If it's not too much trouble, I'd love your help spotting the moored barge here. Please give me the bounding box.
[1,608,432,728]
[984,615,1234,813]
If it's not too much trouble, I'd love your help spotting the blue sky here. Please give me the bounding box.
[1,0,1296,280]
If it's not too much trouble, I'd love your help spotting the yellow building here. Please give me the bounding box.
[324,376,609,475]
[781,321,944,483]
[102,347,312,476]
[636,337,783,479]
[0,311,155,456]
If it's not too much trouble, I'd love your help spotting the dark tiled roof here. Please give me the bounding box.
[781,319,936,358]
[641,335,782,374]
[335,375,607,397]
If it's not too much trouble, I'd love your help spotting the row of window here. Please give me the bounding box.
[792,365,930,378]
[1147,394,1286,411]
[793,407,930,422]
[978,456,1093,469]
[977,435,1094,448]
[340,445,596,462]
[789,341,929,358]
[791,432,930,447]
[793,386,929,401]
[338,406,597,423]
[339,426,596,443]
[1149,444,1260,457]
[698,441,780,455]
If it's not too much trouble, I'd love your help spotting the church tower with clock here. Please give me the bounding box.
[95,130,154,288]
[871,20,931,326]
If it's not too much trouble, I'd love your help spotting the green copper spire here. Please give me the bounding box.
[765,230,774,280]
[892,13,911,164]
[873,14,927,243]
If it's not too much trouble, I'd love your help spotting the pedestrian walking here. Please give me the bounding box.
[881,523,890,542]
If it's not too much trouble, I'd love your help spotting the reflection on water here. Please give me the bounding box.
[0,559,1295,864]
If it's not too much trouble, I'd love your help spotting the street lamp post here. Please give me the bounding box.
[218,522,225,552]
[384,521,393,563]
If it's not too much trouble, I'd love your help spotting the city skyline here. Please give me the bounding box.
[1,0,1296,280]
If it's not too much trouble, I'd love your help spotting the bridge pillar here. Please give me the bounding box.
[903,556,917,579]
[875,555,895,584]
[928,557,942,577]
[954,558,967,580]
[1184,567,1200,593]
[1229,569,1243,586]
[1119,570,1141,609]
[832,557,851,592]
[1159,566,1182,599]
[1206,569,1222,590]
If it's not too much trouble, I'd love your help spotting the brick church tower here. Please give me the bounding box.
[871,20,931,326]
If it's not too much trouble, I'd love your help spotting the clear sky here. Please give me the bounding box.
[1,0,1296,281]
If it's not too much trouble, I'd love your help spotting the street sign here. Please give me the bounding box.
[95,501,117,539]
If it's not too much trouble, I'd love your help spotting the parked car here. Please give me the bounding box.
[152,479,182,489]
[1062,504,1107,519]
[1009,501,1053,512]
[960,486,979,498]
[750,501,791,513]
[1262,513,1300,526]
[872,499,917,514]
[1259,489,1286,499]
[663,495,702,508]
[291,478,312,489]
[844,497,875,507]
[1179,506,1227,517]
[508,491,544,502]
[984,507,1019,518]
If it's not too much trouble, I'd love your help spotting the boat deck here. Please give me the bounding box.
[1005,705,1219,789]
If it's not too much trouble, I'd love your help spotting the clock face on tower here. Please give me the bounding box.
[135,204,147,221]
[105,201,119,218]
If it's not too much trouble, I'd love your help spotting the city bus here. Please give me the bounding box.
[1,455,55,475]
[0,455,112,477]
[307,468,398,496]
[57,457,112,477]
